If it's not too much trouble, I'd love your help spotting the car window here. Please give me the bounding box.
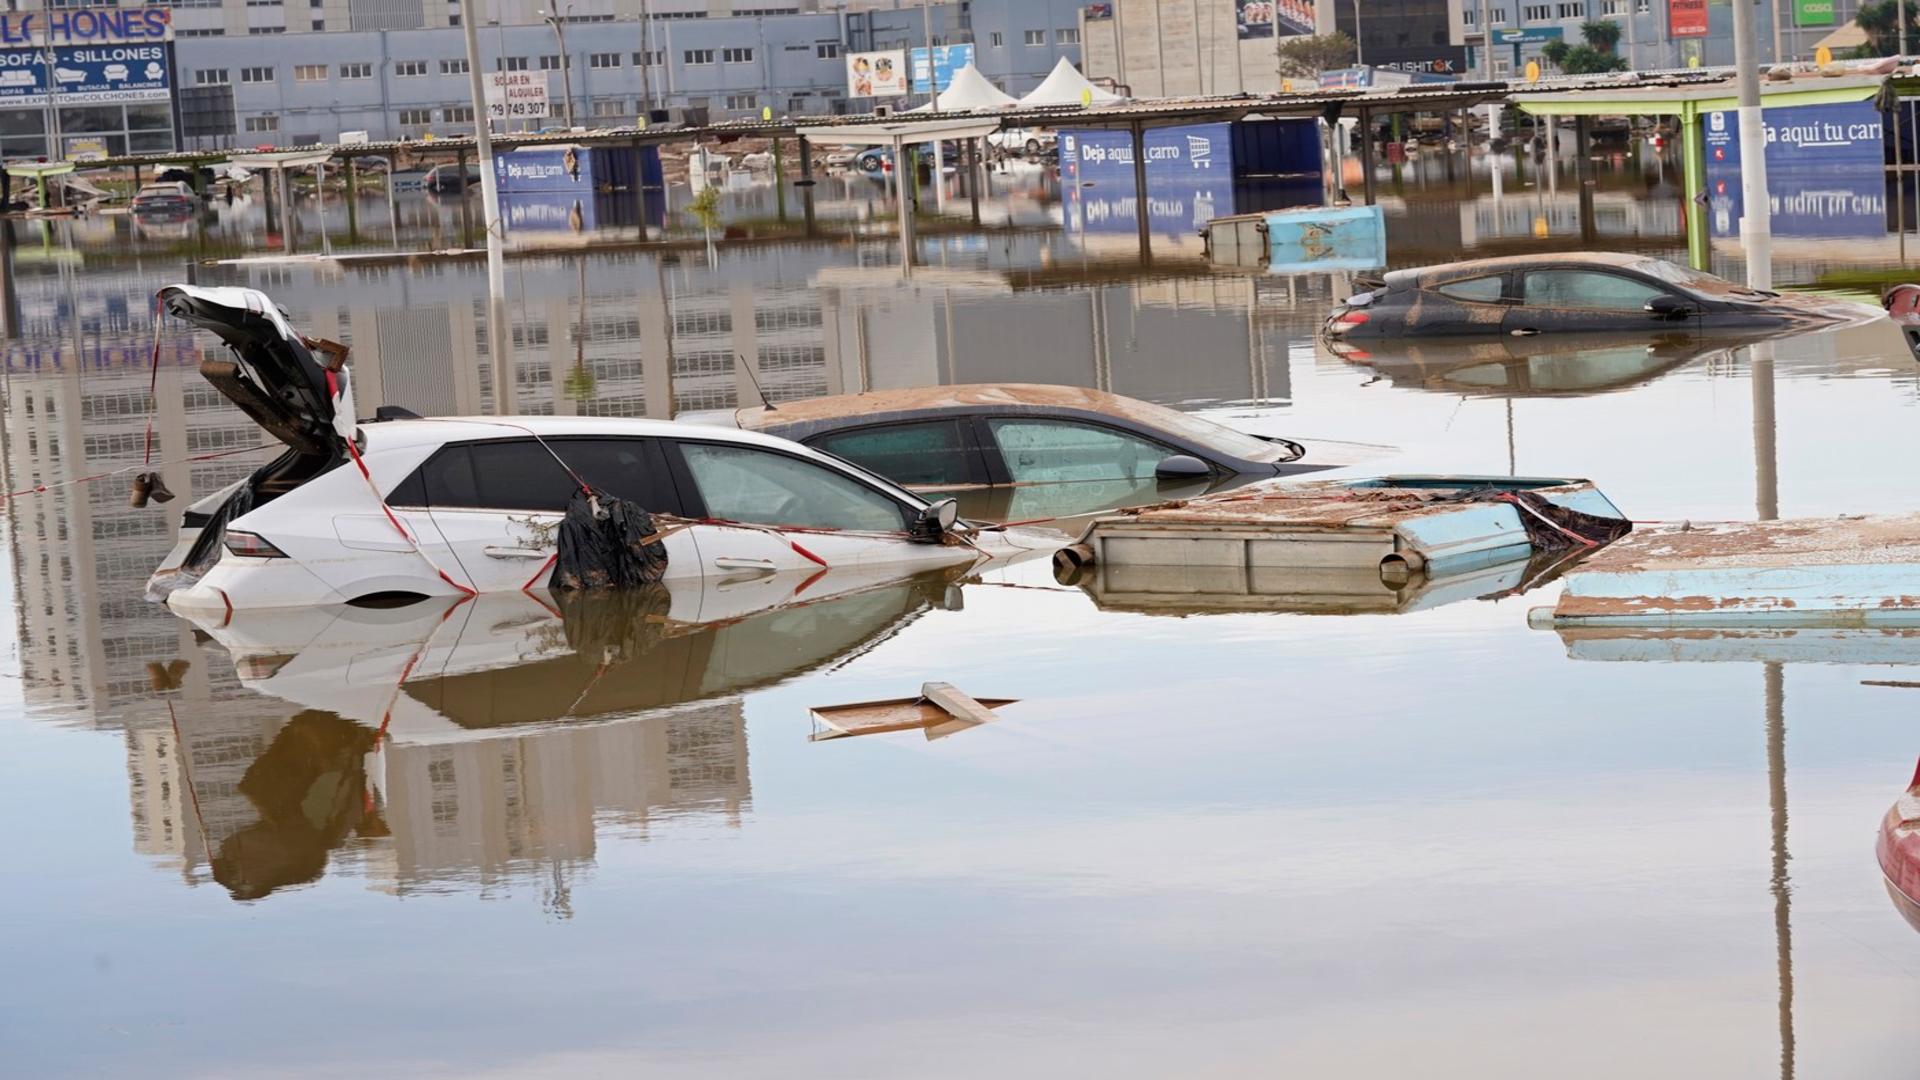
[810,420,973,487]
[1521,271,1669,312]
[1436,276,1506,302]
[678,442,909,532]
[401,438,668,512]
[988,418,1180,484]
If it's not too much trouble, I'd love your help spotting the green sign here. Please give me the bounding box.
[1795,0,1834,26]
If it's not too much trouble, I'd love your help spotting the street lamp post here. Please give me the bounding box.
[540,6,578,129]
[1351,0,1363,65]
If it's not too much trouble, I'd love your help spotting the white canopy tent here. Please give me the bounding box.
[908,65,1020,113]
[1018,58,1127,108]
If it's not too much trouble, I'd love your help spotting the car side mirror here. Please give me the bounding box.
[914,497,960,540]
[1155,454,1212,480]
[1645,295,1696,319]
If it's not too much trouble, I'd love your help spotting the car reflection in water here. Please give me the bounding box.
[1879,759,1920,935]
[1323,331,1740,397]
[166,567,969,902]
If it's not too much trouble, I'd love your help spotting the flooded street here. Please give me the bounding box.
[7,151,1920,1077]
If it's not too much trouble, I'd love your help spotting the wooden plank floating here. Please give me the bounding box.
[810,683,1017,743]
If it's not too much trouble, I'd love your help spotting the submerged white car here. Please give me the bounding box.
[150,285,1047,615]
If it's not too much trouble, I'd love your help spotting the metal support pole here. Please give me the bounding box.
[922,0,939,112]
[457,148,473,247]
[1131,120,1151,262]
[894,134,913,270]
[1732,0,1772,289]
[546,10,578,129]
[798,135,817,237]
[967,137,981,226]
[345,158,359,241]
[773,136,786,222]
[1359,107,1377,205]
[1681,108,1709,269]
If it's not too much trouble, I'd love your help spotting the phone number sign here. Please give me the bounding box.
[483,71,549,121]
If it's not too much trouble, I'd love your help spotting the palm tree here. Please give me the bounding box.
[1580,19,1622,54]
[1858,0,1920,57]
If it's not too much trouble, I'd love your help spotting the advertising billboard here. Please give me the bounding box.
[1795,0,1835,26]
[1061,122,1235,182]
[1669,0,1709,37]
[1236,0,1315,38]
[0,6,172,107]
[1703,100,1885,169]
[846,50,906,98]
[909,44,974,94]
[1708,166,1885,239]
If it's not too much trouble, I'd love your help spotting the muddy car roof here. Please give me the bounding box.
[731,383,1183,430]
[1385,252,1654,288]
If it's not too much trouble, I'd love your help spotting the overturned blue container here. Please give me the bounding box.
[1203,204,1387,273]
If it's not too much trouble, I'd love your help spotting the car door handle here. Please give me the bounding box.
[1509,328,1541,337]
[483,545,550,560]
[712,557,779,572]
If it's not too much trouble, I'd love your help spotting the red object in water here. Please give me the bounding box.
[1885,283,1920,325]
[1876,757,1920,934]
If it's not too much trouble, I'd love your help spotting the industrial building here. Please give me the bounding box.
[0,0,1085,154]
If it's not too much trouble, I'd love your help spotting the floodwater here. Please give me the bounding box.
[7,146,1920,1077]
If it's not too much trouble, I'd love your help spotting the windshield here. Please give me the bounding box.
[1636,259,1776,300]
[1097,398,1301,464]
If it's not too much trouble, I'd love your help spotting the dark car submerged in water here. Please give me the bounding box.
[1324,253,1879,340]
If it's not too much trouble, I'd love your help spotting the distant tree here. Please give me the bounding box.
[1559,45,1630,74]
[1540,40,1572,69]
[1858,0,1920,56]
[1580,19,1622,54]
[1276,32,1358,77]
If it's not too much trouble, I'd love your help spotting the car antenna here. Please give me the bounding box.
[736,352,776,411]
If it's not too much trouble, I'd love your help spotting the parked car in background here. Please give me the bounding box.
[148,286,1049,614]
[1324,253,1878,340]
[986,127,1056,157]
[423,162,481,193]
[682,384,1325,521]
[130,181,197,217]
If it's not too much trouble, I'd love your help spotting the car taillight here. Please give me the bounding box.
[1328,310,1370,335]
[224,531,289,558]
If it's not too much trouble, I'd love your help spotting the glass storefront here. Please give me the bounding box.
[0,103,175,160]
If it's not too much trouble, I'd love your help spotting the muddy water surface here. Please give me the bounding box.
[5,153,1920,1077]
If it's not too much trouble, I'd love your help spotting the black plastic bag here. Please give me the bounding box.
[549,487,670,590]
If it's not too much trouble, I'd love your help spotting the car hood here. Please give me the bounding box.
[160,283,356,457]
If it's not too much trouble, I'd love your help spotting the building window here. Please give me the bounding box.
[816,42,839,59]
[247,27,287,34]
[177,28,225,36]
[722,47,754,63]
[394,60,428,77]
[341,62,373,79]
[538,54,562,70]
[1556,1,1581,16]
[398,108,434,125]
[441,58,469,74]
[1522,4,1551,20]
[1057,28,1080,44]
[446,105,474,122]
[243,114,279,132]
[989,31,1003,47]
[685,49,715,64]
[724,93,756,110]
[633,49,664,65]
[592,99,626,116]
[449,13,460,25]
[501,56,529,71]
[589,52,620,68]
[1023,29,1044,45]
[293,64,327,81]
[240,66,275,83]
[194,68,230,85]
[311,18,324,29]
